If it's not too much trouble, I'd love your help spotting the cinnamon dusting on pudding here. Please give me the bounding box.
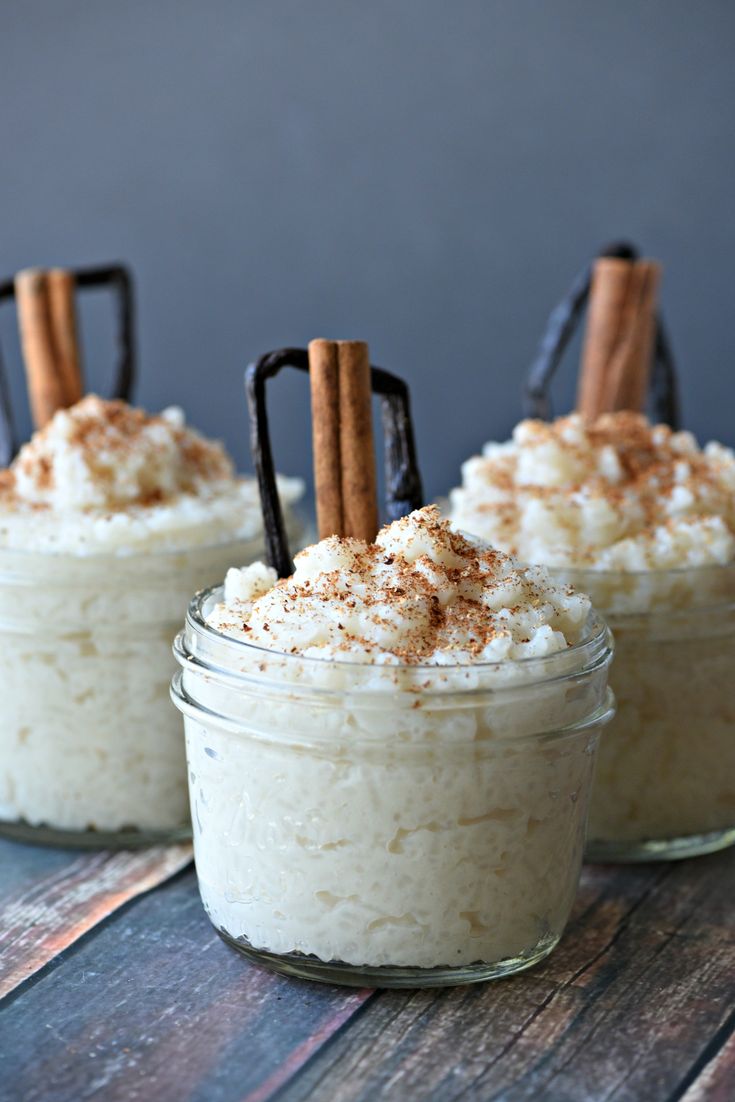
[208,506,590,664]
[450,412,735,570]
[0,395,303,553]
[10,395,233,510]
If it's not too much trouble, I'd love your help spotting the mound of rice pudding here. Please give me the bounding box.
[172,507,613,985]
[0,395,302,844]
[450,412,735,859]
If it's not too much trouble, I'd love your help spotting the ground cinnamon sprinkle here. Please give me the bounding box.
[520,413,722,505]
[0,394,304,555]
[211,506,591,663]
[6,394,234,510]
[450,411,735,569]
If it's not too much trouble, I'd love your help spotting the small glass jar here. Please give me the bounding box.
[554,562,735,862]
[172,589,614,988]
[0,534,287,848]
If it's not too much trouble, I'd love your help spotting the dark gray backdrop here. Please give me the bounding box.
[1,0,733,502]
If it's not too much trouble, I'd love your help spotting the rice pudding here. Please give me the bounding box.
[0,395,302,843]
[172,506,613,984]
[449,412,735,859]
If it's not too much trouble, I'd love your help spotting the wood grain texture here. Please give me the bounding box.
[0,838,79,896]
[0,840,192,999]
[678,1026,735,1102]
[280,852,735,1102]
[1,847,733,1102]
[0,872,372,1102]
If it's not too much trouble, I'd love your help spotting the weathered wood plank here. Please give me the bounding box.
[278,850,735,1102]
[677,1023,735,1102]
[0,839,192,999]
[2,844,733,1102]
[0,838,79,896]
[0,871,373,1102]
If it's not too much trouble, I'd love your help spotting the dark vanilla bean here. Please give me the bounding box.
[0,343,15,467]
[0,262,137,462]
[524,241,681,429]
[246,348,424,577]
[74,264,136,402]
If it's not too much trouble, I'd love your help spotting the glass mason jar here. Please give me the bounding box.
[553,562,735,862]
[172,588,614,988]
[0,533,290,848]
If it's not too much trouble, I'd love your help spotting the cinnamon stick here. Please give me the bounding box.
[308,338,379,543]
[337,340,378,542]
[15,267,84,428]
[47,268,84,408]
[309,338,343,539]
[15,269,67,429]
[577,257,661,419]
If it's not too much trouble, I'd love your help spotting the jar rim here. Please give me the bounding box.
[171,666,616,746]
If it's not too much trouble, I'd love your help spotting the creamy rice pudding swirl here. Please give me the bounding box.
[450,411,735,860]
[0,395,302,845]
[172,507,613,986]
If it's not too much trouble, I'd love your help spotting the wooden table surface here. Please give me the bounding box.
[1,838,733,1102]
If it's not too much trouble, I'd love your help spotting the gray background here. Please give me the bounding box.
[1,0,733,503]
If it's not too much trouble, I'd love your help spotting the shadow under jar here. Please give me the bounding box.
[172,588,614,988]
[553,562,735,862]
[0,534,289,848]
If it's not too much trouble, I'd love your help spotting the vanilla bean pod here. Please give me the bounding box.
[246,349,424,577]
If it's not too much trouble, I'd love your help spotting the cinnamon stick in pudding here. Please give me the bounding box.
[308,338,379,542]
[47,268,84,408]
[577,257,661,419]
[309,338,344,539]
[337,340,378,542]
[15,267,84,428]
[15,269,66,429]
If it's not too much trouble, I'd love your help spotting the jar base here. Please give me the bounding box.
[0,818,192,850]
[216,927,560,988]
[586,826,735,863]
